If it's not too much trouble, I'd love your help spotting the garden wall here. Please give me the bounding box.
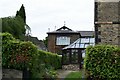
[2,69,22,79]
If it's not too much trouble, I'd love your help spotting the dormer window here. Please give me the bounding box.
[56,36,70,45]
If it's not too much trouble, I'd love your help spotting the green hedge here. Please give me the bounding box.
[84,45,120,79]
[1,32,61,78]
[30,50,61,79]
[2,33,38,70]
[38,50,61,69]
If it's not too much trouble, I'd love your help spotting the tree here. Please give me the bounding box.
[16,4,31,37]
[2,4,31,40]
[16,4,26,23]
[25,24,31,36]
[2,16,26,39]
[43,36,48,48]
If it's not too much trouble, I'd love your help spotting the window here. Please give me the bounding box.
[81,38,89,43]
[56,36,70,45]
[90,38,95,43]
[84,44,89,48]
[82,50,85,58]
[80,44,84,48]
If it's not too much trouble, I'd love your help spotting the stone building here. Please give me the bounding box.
[47,25,95,69]
[47,25,80,54]
[94,0,120,46]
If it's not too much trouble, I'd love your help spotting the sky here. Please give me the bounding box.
[0,0,94,40]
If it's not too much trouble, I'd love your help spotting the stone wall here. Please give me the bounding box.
[98,24,119,45]
[62,64,80,71]
[2,69,22,80]
[96,2,119,22]
[95,2,120,46]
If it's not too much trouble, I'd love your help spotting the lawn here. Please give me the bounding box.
[64,71,82,80]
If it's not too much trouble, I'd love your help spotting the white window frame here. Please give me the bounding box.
[56,36,70,45]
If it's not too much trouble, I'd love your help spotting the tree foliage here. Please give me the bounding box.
[43,36,48,47]
[2,16,26,39]
[2,4,31,40]
[16,4,26,23]
[16,4,31,37]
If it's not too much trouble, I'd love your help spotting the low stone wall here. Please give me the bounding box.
[2,69,23,80]
[62,64,81,71]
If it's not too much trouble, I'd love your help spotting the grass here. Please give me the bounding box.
[64,71,82,80]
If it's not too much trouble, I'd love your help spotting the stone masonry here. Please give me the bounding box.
[2,69,23,80]
[95,1,120,46]
[62,64,80,71]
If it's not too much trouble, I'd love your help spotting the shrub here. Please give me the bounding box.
[30,50,61,79]
[2,32,15,41]
[2,33,38,70]
[84,45,120,79]
[38,50,61,69]
[1,32,61,79]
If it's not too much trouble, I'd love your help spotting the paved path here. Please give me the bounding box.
[57,69,76,78]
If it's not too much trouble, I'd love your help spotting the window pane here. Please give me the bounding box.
[80,44,84,48]
[75,43,80,48]
[56,36,70,45]
[82,50,85,58]
[81,38,89,43]
[85,44,89,48]
[90,38,95,43]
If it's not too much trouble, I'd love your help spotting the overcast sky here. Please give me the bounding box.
[0,0,94,40]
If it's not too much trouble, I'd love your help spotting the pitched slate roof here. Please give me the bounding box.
[78,31,94,37]
[25,36,47,51]
[47,26,80,34]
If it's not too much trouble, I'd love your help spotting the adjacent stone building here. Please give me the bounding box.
[94,0,120,46]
